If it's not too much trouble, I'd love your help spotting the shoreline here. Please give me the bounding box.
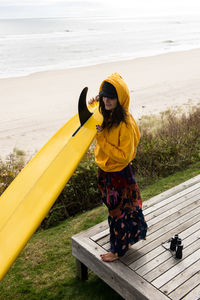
[1,48,200,158]
[1,46,200,81]
[1,47,200,81]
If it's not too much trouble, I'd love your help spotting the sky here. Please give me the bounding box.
[0,0,200,19]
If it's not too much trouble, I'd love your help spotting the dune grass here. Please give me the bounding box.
[0,161,199,300]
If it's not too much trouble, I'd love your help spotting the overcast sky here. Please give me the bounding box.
[0,0,200,19]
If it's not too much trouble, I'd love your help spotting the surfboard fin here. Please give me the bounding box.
[78,87,93,126]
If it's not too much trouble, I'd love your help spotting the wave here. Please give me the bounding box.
[0,31,73,41]
[162,40,174,44]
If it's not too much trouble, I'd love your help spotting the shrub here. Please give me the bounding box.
[1,106,199,228]
[133,107,200,186]
[0,148,26,195]
[41,151,101,229]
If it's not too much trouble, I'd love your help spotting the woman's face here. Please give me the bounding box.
[103,97,118,111]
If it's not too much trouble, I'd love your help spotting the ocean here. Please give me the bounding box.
[0,0,200,78]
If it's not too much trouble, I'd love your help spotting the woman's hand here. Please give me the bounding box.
[96,125,103,132]
[88,97,96,105]
[88,95,99,105]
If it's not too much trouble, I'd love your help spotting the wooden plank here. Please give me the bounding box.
[89,191,200,246]
[144,187,200,222]
[160,260,200,296]
[136,248,172,277]
[137,227,200,277]
[146,192,200,226]
[90,228,109,242]
[129,245,166,270]
[124,201,200,254]
[76,259,88,281]
[92,187,200,248]
[129,223,200,272]
[100,199,200,252]
[151,249,200,289]
[142,174,200,210]
[180,284,200,300]
[145,243,200,282]
[71,236,170,300]
[102,242,110,251]
[121,207,200,266]
[73,219,108,239]
[91,179,200,244]
[146,199,200,238]
[142,237,199,283]
[88,176,200,245]
[71,175,200,300]
[127,214,200,268]
[144,183,200,218]
[169,273,200,299]
[94,180,200,251]
[93,193,198,246]
[96,234,110,247]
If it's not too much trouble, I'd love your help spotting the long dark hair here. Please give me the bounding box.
[99,95,127,130]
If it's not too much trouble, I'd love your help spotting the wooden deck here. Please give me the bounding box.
[72,174,200,300]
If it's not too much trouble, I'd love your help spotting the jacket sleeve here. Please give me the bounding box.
[96,123,136,164]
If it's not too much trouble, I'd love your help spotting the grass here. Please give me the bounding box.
[1,106,200,229]
[44,105,200,228]
[0,161,199,300]
[141,161,200,200]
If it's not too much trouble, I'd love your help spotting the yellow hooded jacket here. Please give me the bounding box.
[95,73,140,172]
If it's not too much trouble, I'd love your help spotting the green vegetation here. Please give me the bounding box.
[42,106,200,228]
[0,162,199,300]
[0,105,199,299]
[134,106,200,185]
[0,106,200,229]
[0,148,26,195]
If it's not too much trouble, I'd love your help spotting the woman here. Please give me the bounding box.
[91,73,147,262]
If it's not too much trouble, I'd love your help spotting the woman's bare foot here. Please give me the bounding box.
[100,252,118,262]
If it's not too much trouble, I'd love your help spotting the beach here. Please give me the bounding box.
[1,48,200,159]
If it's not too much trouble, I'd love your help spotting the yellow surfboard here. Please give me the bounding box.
[0,88,102,281]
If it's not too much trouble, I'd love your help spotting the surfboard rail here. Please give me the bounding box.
[0,93,102,281]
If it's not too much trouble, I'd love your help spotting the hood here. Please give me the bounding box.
[99,73,130,111]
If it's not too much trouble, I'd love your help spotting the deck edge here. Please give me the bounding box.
[72,235,170,300]
[143,174,200,209]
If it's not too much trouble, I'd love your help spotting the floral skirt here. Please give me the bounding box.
[97,164,147,257]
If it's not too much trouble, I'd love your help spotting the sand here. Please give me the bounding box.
[0,48,200,159]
